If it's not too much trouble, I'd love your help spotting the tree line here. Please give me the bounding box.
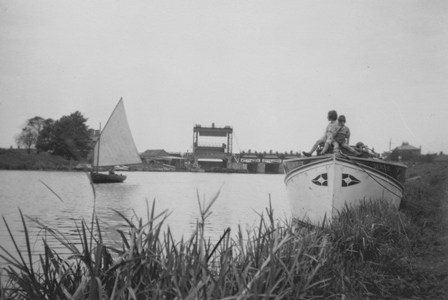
[15,112,94,161]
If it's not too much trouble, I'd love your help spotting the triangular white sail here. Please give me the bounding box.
[93,98,142,167]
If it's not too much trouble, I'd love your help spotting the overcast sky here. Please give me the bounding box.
[1,1,447,155]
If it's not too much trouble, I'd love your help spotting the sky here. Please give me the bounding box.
[1,1,447,156]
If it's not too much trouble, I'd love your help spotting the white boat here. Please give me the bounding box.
[283,148,407,224]
[91,98,142,184]
[114,165,130,171]
[189,162,205,172]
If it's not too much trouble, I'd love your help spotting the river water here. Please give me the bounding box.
[0,170,291,274]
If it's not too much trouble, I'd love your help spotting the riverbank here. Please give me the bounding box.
[0,149,244,173]
[403,161,448,299]
[0,149,178,172]
[1,161,447,299]
[0,148,73,170]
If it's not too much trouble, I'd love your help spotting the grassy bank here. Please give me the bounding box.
[1,163,447,299]
[0,148,72,171]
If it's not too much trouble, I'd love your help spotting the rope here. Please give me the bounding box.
[233,132,241,153]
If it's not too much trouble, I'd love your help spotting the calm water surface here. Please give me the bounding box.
[0,170,290,271]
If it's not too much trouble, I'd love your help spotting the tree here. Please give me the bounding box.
[401,151,414,162]
[36,111,92,160]
[15,116,46,153]
[35,118,55,152]
[390,148,399,161]
[28,116,46,135]
[15,127,35,153]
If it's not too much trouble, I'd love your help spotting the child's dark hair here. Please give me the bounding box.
[328,110,337,121]
[338,115,346,123]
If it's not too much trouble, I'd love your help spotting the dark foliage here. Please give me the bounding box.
[36,112,92,160]
[14,116,46,154]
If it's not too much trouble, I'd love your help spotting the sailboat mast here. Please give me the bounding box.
[95,123,101,173]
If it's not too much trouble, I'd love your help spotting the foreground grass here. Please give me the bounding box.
[1,171,447,299]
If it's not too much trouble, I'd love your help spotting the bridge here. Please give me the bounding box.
[192,123,301,173]
[192,123,235,171]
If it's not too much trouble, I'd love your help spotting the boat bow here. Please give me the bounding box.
[283,153,407,224]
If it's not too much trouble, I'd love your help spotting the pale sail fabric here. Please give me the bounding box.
[93,98,142,167]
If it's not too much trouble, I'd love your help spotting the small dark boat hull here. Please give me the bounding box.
[90,172,126,184]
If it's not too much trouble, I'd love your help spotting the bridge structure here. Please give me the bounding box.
[192,123,237,171]
[239,150,301,174]
[192,123,301,173]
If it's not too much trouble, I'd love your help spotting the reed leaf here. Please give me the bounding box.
[2,178,445,299]
[1,215,29,274]
[39,180,65,203]
[86,171,96,200]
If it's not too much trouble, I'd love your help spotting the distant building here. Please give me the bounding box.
[433,153,448,163]
[193,123,233,170]
[140,149,171,164]
[239,151,261,173]
[395,142,421,157]
[262,151,282,174]
[140,149,187,168]
[89,129,100,144]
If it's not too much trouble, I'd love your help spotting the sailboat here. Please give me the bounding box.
[91,98,142,184]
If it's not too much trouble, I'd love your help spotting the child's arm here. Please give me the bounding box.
[346,127,351,145]
[331,123,342,138]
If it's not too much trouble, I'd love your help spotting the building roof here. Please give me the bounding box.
[141,149,187,160]
[240,153,259,158]
[264,154,280,159]
[396,144,420,151]
[140,149,170,157]
[196,152,230,159]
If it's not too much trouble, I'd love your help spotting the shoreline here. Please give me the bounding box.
[1,156,448,298]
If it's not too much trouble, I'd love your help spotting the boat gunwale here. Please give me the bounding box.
[334,156,405,192]
[283,156,333,183]
[283,154,407,168]
[284,154,406,192]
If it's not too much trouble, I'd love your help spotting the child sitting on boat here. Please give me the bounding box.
[302,110,339,157]
[331,115,361,156]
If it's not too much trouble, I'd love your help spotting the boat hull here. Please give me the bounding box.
[90,172,127,184]
[283,154,406,224]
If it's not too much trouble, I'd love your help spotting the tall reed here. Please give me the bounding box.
[1,176,446,299]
